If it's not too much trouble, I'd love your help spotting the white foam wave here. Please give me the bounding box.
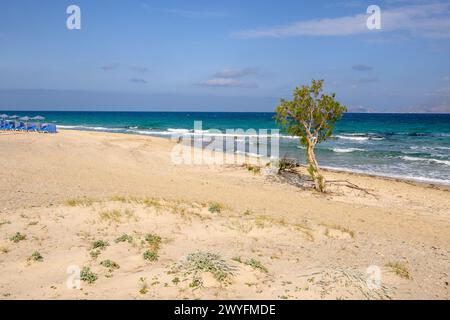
[401,156,450,166]
[334,135,370,141]
[332,148,365,153]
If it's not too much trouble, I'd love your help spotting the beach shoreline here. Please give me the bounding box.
[1,129,449,299]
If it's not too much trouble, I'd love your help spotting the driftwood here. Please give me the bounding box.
[327,179,378,198]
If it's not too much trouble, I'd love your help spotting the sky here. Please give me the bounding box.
[0,0,450,112]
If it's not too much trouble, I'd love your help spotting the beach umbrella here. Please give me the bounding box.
[19,116,31,130]
[32,116,45,129]
[0,114,7,127]
[8,115,19,127]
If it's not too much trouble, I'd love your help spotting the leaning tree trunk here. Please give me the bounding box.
[306,142,326,192]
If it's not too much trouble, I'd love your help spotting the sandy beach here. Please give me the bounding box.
[0,129,449,300]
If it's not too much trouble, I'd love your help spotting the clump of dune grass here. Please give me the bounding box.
[139,277,148,294]
[115,234,133,244]
[142,197,162,209]
[244,164,261,174]
[80,266,98,284]
[92,240,109,250]
[173,251,236,288]
[143,250,158,262]
[100,259,120,271]
[28,251,44,262]
[233,256,269,273]
[208,202,223,213]
[0,220,11,227]
[294,223,315,242]
[321,223,355,239]
[90,240,109,259]
[9,232,26,243]
[99,208,135,223]
[145,233,161,249]
[65,198,94,207]
[386,262,412,280]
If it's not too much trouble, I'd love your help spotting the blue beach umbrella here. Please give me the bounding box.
[19,116,31,130]
[8,115,19,127]
[32,116,45,129]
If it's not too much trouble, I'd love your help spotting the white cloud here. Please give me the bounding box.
[233,3,450,39]
[198,78,257,88]
[199,68,259,88]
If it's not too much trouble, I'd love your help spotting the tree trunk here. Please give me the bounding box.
[306,142,326,192]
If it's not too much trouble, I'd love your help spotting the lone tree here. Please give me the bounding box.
[275,80,347,192]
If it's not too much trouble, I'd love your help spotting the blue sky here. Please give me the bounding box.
[0,0,449,112]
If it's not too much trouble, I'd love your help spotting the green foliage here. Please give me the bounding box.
[145,234,162,249]
[29,251,44,262]
[172,277,180,285]
[92,240,109,250]
[100,259,120,270]
[208,202,223,213]
[275,79,346,146]
[143,250,158,261]
[115,234,133,243]
[244,258,268,273]
[80,267,98,284]
[10,232,26,243]
[174,252,236,288]
[139,277,148,294]
[274,156,298,173]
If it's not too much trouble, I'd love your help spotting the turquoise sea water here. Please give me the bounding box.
[2,111,450,185]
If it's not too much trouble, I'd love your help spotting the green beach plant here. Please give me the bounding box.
[80,267,98,284]
[29,251,44,262]
[208,202,223,213]
[10,232,27,243]
[275,80,346,192]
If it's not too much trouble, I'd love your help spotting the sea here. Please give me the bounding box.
[3,111,450,185]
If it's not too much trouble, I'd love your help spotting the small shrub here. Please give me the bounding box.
[143,250,158,262]
[92,240,109,251]
[208,203,223,213]
[386,262,412,280]
[80,267,98,284]
[245,258,268,273]
[115,234,133,243]
[65,198,93,207]
[145,234,162,250]
[232,256,242,263]
[173,251,236,288]
[10,232,26,243]
[90,249,101,259]
[100,259,120,270]
[245,164,261,174]
[29,251,44,262]
[139,277,148,294]
[172,277,180,285]
[275,157,298,173]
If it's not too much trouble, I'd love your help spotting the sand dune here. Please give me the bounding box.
[0,130,449,299]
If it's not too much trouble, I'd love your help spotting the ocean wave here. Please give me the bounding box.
[334,135,370,141]
[332,148,365,153]
[321,165,450,186]
[401,156,450,166]
[58,125,123,132]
